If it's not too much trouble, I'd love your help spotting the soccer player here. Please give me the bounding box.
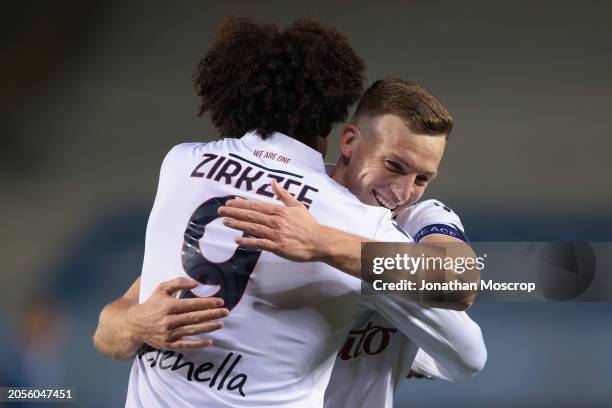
[219,80,485,407]
[94,18,485,407]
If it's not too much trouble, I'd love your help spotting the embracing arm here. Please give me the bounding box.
[380,301,486,382]
[93,277,143,360]
[93,277,229,360]
[218,182,369,272]
[409,348,445,380]
[219,181,478,310]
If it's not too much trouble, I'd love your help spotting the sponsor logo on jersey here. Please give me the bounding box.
[338,322,397,360]
[138,345,248,397]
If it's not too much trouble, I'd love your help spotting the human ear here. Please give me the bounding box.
[339,124,359,164]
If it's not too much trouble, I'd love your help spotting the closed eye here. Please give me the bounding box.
[384,160,404,173]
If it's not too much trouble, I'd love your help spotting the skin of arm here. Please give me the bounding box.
[417,234,478,309]
[93,277,229,360]
[219,181,478,311]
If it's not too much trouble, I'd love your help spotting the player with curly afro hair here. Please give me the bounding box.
[194,16,365,153]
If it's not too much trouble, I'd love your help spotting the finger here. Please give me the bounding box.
[167,308,230,330]
[225,197,282,215]
[235,237,277,251]
[157,277,198,296]
[271,180,302,207]
[218,206,277,228]
[168,321,225,341]
[167,297,225,314]
[223,218,276,239]
[167,338,214,349]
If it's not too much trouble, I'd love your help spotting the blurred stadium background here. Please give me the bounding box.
[1,1,611,406]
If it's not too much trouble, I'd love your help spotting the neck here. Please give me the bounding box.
[330,158,348,186]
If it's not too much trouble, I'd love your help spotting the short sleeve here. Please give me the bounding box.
[374,209,413,242]
[395,199,467,242]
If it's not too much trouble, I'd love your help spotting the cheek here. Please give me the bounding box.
[347,169,368,192]
[358,168,374,182]
[412,186,426,201]
[365,171,392,191]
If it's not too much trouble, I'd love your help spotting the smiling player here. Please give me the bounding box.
[219,79,485,407]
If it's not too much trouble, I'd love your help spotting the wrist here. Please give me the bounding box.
[124,301,144,345]
[312,225,343,263]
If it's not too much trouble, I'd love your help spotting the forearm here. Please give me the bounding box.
[93,297,143,360]
[219,190,477,309]
[418,236,479,309]
[315,226,372,277]
[315,227,477,310]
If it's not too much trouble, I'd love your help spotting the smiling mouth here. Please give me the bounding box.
[372,190,398,210]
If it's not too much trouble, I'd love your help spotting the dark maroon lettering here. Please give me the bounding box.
[214,159,243,185]
[234,166,265,191]
[283,178,303,197]
[296,185,319,208]
[139,347,248,397]
[206,156,226,179]
[171,352,195,381]
[158,350,176,370]
[194,362,214,382]
[256,174,285,198]
[337,322,398,360]
[191,153,219,177]
[219,354,241,390]
[228,374,247,397]
[210,353,232,388]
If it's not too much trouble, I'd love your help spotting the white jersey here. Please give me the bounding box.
[126,131,462,407]
[324,200,486,408]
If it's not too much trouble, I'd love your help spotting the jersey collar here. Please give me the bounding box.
[240,130,327,174]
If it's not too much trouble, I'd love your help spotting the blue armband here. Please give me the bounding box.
[414,224,467,242]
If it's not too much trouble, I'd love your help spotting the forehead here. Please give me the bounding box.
[367,114,446,172]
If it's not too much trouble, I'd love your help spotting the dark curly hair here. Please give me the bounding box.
[194,16,365,148]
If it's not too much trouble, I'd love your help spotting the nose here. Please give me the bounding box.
[391,174,416,205]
